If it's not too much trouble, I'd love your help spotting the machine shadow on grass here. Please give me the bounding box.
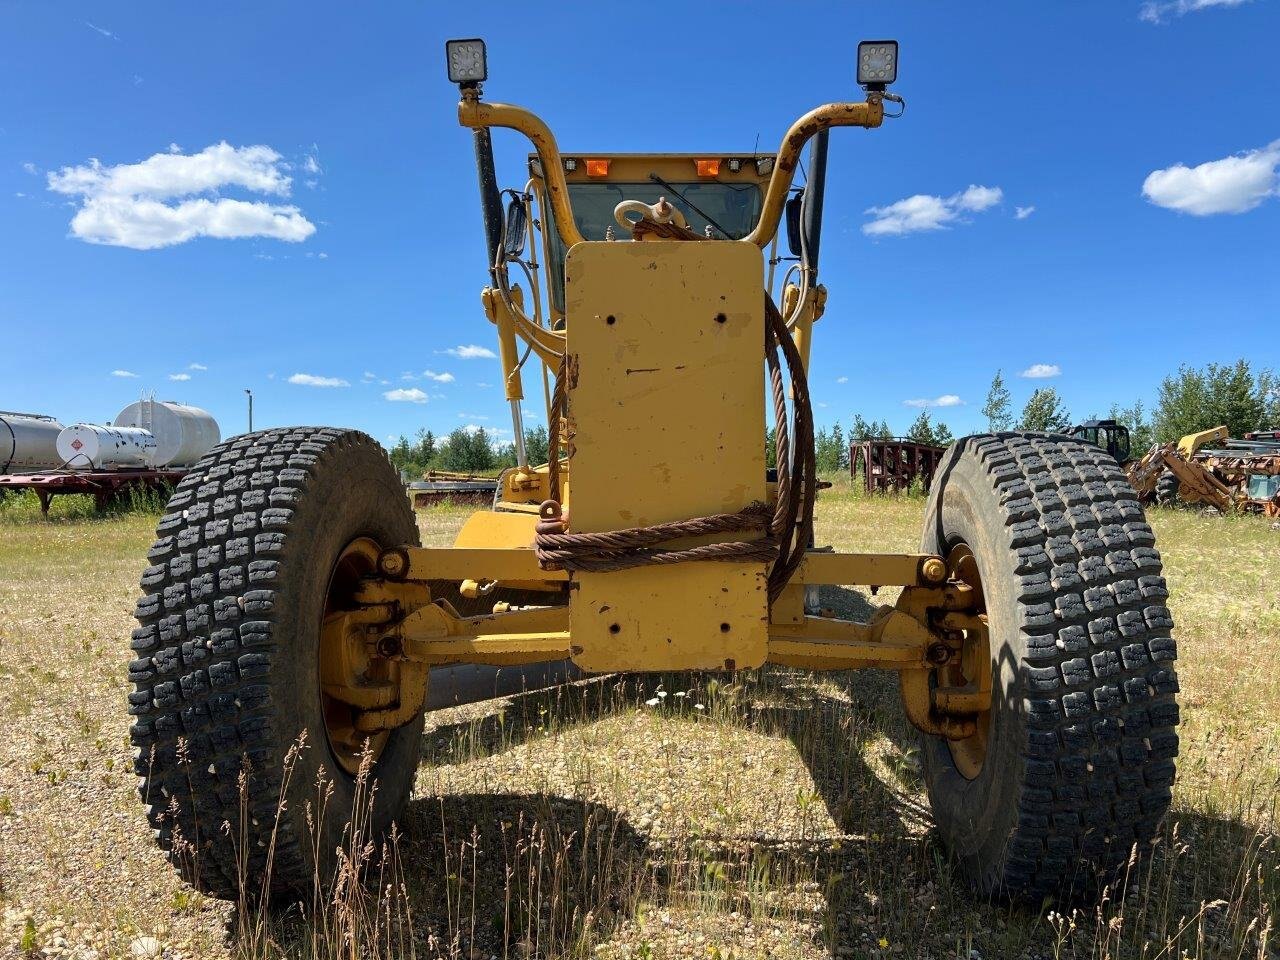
[231,586,1277,957]
[382,586,988,955]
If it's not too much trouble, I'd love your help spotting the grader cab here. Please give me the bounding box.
[127,39,1179,904]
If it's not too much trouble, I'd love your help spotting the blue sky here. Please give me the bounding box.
[2,0,1277,446]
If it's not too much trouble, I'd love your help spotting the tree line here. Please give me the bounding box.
[978,359,1278,453]
[389,358,1277,479]
[813,358,1277,474]
[387,425,550,478]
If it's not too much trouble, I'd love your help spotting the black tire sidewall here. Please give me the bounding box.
[270,438,424,881]
[919,439,1027,893]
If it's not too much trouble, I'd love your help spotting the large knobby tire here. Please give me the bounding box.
[919,433,1179,900]
[1155,471,1180,506]
[128,428,424,900]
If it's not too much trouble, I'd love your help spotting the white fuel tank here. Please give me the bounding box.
[0,411,66,473]
[57,424,157,471]
[113,400,220,468]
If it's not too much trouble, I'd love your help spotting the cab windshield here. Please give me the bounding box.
[544,181,764,315]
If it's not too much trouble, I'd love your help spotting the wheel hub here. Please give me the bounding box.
[939,543,992,780]
[319,537,394,775]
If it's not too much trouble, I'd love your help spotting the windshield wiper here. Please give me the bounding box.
[647,173,732,239]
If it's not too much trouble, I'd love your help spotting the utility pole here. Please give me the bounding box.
[245,388,253,433]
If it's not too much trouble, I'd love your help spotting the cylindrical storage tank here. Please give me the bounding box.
[113,400,220,468]
[0,412,66,473]
[57,425,157,470]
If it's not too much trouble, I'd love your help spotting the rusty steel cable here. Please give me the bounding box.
[534,286,815,606]
[764,292,816,602]
[534,500,777,572]
[545,351,570,504]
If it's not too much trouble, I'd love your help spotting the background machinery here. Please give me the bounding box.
[127,40,1180,905]
[1069,419,1132,466]
[0,399,219,515]
[1128,425,1280,515]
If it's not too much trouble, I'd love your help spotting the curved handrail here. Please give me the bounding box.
[744,99,883,248]
[458,97,585,248]
[458,95,884,251]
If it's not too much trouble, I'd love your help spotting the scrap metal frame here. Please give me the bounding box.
[853,438,945,494]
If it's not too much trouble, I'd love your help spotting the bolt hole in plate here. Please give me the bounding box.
[609,623,621,634]
[564,241,769,672]
[942,542,991,780]
[606,314,616,325]
[319,537,392,775]
[714,312,727,324]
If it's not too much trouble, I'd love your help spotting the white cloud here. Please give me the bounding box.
[111,369,138,378]
[904,394,963,408]
[954,185,1002,212]
[22,162,38,175]
[384,387,428,403]
[1020,363,1061,379]
[303,154,321,175]
[836,376,849,384]
[863,184,1003,236]
[47,142,316,250]
[83,21,117,39]
[1142,140,1279,215]
[168,373,191,381]
[422,370,455,383]
[1140,0,1250,22]
[188,362,207,371]
[440,344,497,359]
[400,372,417,381]
[289,373,349,387]
[361,371,377,382]
[458,413,489,420]
[1015,205,1036,220]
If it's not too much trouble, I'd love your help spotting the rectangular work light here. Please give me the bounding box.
[446,38,487,85]
[857,40,897,88]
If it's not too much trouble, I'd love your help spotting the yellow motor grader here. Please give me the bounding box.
[127,39,1179,903]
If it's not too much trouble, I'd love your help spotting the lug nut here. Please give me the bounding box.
[921,557,947,584]
[378,548,409,580]
[926,642,951,666]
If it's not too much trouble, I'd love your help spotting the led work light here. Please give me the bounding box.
[446,38,487,85]
[857,40,897,89]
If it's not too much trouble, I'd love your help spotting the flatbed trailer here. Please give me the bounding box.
[0,468,184,516]
[408,473,500,507]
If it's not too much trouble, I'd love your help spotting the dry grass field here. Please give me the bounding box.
[0,481,1277,959]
